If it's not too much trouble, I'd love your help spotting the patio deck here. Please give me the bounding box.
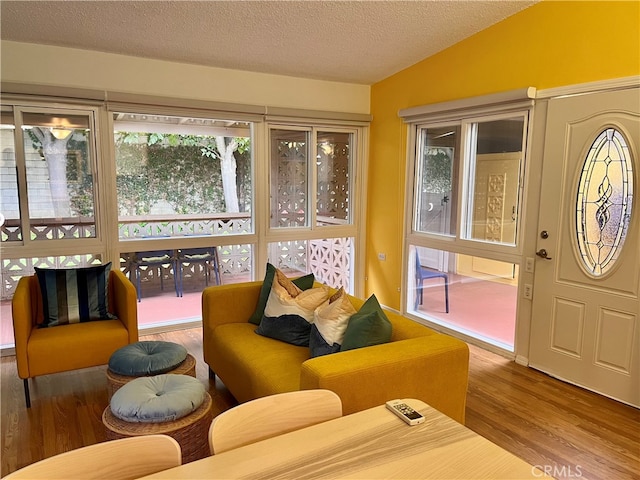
[1,271,516,351]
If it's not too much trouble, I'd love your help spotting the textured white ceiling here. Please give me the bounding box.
[0,0,537,85]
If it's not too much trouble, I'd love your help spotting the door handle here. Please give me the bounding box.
[535,249,552,260]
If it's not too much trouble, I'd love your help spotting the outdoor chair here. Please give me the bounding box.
[177,247,221,295]
[131,250,180,301]
[415,253,450,313]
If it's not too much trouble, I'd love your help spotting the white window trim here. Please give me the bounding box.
[399,88,537,350]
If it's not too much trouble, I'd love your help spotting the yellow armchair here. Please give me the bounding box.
[12,269,138,407]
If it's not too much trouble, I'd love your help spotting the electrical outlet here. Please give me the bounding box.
[378,253,386,261]
[523,283,533,300]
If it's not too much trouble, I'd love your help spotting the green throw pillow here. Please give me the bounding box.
[340,294,392,351]
[35,262,116,327]
[248,263,315,325]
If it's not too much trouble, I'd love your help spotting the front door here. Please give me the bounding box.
[529,86,640,407]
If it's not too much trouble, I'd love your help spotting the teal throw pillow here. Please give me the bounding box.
[35,262,116,328]
[248,263,315,325]
[340,294,392,351]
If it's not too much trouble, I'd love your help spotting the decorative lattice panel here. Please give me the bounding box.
[485,174,506,242]
[308,237,352,291]
[217,244,252,275]
[317,141,350,221]
[118,217,251,239]
[273,140,307,228]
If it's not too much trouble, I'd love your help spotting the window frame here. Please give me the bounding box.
[400,89,536,314]
[1,101,106,257]
[263,121,366,294]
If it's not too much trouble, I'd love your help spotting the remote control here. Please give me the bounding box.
[385,400,425,425]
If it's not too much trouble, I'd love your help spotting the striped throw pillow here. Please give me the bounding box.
[35,263,116,327]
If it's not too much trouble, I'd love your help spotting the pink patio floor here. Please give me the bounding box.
[1,272,516,350]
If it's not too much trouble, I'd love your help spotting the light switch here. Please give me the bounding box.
[525,257,535,273]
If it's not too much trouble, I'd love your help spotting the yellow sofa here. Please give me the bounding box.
[12,269,138,407]
[202,281,470,423]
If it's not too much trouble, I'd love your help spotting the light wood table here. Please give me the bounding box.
[141,399,546,479]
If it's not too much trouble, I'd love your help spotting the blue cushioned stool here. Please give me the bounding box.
[106,341,196,398]
[102,374,213,463]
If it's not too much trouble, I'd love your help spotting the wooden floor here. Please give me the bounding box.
[1,328,638,479]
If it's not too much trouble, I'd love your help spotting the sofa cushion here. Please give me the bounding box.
[108,341,188,376]
[35,263,116,327]
[310,288,356,357]
[256,269,328,346]
[211,323,310,401]
[341,294,392,351]
[248,263,315,325]
[110,374,205,423]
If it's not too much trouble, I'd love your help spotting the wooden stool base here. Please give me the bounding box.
[102,392,213,463]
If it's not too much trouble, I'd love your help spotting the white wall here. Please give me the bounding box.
[1,41,370,114]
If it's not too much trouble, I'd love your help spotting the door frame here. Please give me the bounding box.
[518,76,640,368]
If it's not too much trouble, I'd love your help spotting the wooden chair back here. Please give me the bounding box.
[4,435,181,480]
[208,389,342,454]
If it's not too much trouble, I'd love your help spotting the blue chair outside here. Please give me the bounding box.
[177,247,221,295]
[415,253,449,313]
[132,250,180,302]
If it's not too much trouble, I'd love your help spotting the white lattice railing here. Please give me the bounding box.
[1,214,352,299]
[1,217,97,241]
[118,213,252,238]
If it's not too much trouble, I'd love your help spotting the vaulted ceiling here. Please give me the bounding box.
[1,1,537,85]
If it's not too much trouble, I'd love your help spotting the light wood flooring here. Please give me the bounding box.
[1,328,638,479]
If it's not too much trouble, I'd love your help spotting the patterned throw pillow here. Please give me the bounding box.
[248,263,315,325]
[35,263,116,327]
[256,268,329,346]
[309,288,357,358]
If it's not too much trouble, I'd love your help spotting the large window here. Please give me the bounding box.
[1,106,99,244]
[113,112,255,306]
[401,91,534,352]
[268,126,358,291]
[0,96,368,349]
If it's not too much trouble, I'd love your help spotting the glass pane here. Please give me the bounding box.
[22,112,96,240]
[408,245,516,350]
[0,107,21,242]
[267,237,354,293]
[316,131,351,226]
[270,129,309,228]
[576,128,633,276]
[415,126,459,236]
[114,113,252,239]
[466,117,525,245]
[119,243,252,328]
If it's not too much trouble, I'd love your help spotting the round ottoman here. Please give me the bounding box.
[106,341,196,398]
[103,374,213,463]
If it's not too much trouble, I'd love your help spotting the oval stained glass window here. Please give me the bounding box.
[576,128,634,276]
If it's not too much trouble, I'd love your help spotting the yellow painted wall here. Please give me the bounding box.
[368,1,640,309]
[1,41,370,114]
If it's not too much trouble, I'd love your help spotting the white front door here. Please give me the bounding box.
[529,86,640,407]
